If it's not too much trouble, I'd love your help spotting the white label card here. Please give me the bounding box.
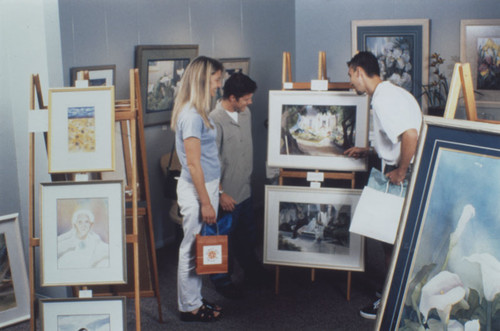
[307,172,324,182]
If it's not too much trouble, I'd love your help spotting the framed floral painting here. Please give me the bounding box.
[377,116,500,331]
[352,19,429,111]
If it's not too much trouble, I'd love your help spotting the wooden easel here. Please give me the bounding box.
[273,52,358,301]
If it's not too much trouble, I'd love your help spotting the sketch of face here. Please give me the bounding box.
[74,213,93,239]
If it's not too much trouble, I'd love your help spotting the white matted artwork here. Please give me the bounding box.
[264,185,364,271]
[40,180,126,286]
[40,297,126,331]
[0,213,30,329]
[267,90,369,171]
[48,86,115,173]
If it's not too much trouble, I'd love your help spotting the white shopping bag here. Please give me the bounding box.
[350,184,405,244]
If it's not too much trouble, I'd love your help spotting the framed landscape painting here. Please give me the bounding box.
[69,64,116,87]
[41,297,126,331]
[264,185,364,271]
[48,86,115,173]
[377,116,500,331]
[0,213,30,328]
[40,180,126,286]
[461,19,500,105]
[352,19,429,111]
[135,44,198,126]
[267,90,369,171]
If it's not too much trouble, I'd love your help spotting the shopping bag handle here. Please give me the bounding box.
[385,181,405,197]
[202,222,219,236]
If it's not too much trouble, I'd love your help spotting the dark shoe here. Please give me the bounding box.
[202,298,222,312]
[360,299,380,320]
[215,283,244,299]
[180,303,222,322]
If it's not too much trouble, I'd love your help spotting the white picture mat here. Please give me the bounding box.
[40,181,126,286]
[267,90,369,171]
[264,185,364,271]
[0,213,30,328]
[41,297,125,331]
[48,87,115,173]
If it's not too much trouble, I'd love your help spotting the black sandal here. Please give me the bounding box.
[180,304,222,322]
[202,298,222,312]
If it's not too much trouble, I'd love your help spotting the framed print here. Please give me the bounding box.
[267,90,369,171]
[219,57,250,82]
[352,19,429,110]
[0,213,30,328]
[264,185,364,271]
[48,86,115,173]
[40,297,126,331]
[461,19,500,105]
[135,44,198,126]
[69,65,116,87]
[378,116,500,331]
[40,180,126,286]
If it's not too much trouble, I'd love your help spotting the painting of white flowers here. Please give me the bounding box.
[378,116,500,331]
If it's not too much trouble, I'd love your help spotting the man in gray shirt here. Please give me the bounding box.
[209,73,263,298]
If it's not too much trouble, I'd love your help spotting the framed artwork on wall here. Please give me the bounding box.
[461,19,500,106]
[352,19,429,111]
[377,116,500,331]
[135,44,198,126]
[0,213,30,329]
[69,65,116,87]
[267,90,369,171]
[40,297,126,331]
[48,86,115,173]
[219,57,250,82]
[264,185,364,271]
[40,180,126,286]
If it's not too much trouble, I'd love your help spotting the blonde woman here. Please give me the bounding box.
[170,56,223,322]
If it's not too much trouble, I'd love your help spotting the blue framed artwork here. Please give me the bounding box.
[352,19,429,112]
[377,116,500,331]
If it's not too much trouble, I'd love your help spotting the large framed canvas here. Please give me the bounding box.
[40,297,126,331]
[352,19,429,111]
[69,65,116,87]
[48,86,115,173]
[135,44,198,126]
[264,185,364,271]
[0,213,30,328]
[377,116,500,331]
[40,180,126,286]
[461,19,500,106]
[267,90,369,171]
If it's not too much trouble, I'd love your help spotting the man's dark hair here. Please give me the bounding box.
[347,51,380,77]
[222,72,257,100]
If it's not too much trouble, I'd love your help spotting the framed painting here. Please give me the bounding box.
[352,19,429,111]
[40,297,126,331]
[48,86,115,173]
[135,44,198,126]
[40,180,126,286]
[267,90,369,171]
[377,116,500,331]
[461,19,500,105]
[264,185,364,271]
[69,65,116,87]
[219,57,250,83]
[0,213,30,328]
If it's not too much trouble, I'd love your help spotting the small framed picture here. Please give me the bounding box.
[135,44,198,126]
[69,65,116,87]
[0,213,30,328]
[40,180,126,286]
[48,86,115,173]
[219,57,250,82]
[264,185,364,271]
[40,297,126,331]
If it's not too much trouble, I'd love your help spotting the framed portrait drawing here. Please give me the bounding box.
[461,19,500,106]
[377,116,500,331]
[264,185,364,271]
[267,90,369,171]
[48,86,115,173]
[69,65,116,87]
[0,213,30,328]
[352,19,429,111]
[40,180,126,286]
[40,297,126,331]
[135,44,198,126]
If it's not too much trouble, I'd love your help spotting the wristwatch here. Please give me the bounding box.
[219,189,224,195]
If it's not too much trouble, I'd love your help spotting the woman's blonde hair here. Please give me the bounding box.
[170,56,223,130]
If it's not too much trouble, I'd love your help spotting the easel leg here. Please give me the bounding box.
[275,266,280,295]
[346,271,352,301]
[311,268,315,282]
